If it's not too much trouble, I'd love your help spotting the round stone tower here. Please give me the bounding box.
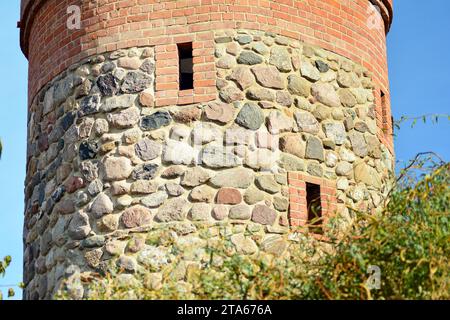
[20,0,394,299]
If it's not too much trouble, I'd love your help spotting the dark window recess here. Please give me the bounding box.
[381,90,388,132]
[306,183,323,234]
[178,43,194,90]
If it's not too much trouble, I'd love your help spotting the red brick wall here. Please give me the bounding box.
[287,172,338,230]
[20,0,394,151]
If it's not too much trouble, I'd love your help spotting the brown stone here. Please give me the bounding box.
[139,91,154,107]
[251,65,284,89]
[251,205,277,225]
[65,176,85,194]
[204,102,235,124]
[172,106,202,123]
[121,205,152,228]
[216,188,242,205]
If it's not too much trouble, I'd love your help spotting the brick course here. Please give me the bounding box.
[20,0,394,151]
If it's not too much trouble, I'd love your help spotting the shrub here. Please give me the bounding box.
[60,160,449,300]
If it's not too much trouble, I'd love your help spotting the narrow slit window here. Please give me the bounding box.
[306,183,323,234]
[178,42,194,91]
[381,90,388,133]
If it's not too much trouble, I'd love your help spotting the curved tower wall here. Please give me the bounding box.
[20,0,394,299]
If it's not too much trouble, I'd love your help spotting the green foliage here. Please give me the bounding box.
[70,159,449,300]
[0,256,15,300]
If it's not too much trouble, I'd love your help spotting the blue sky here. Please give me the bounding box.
[0,1,449,300]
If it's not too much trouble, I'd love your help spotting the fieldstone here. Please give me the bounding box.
[101,94,136,113]
[217,55,236,69]
[315,60,329,73]
[139,90,154,108]
[216,188,242,205]
[172,106,202,124]
[102,157,133,181]
[190,185,216,203]
[294,111,319,134]
[90,193,114,218]
[305,136,324,161]
[140,59,155,74]
[312,104,331,121]
[204,102,235,124]
[307,163,323,177]
[224,127,252,146]
[336,161,353,177]
[68,211,91,240]
[252,42,269,55]
[273,197,289,211]
[210,168,254,188]
[81,235,106,249]
[325,151,338,167]
[121,205,152,228]
[141,191,168,208]
[130,180,158,195]
[366,135,382,159]
[251,205,277,225]
[354,161,382,188]
[279,134,305,158]
[121,71,152,93]
[279,153,305,171]
[131,164,159,181]
[181,167,211,187]
[235,103,264,130]
[255,175,280,194]
[229,205,251,220]
[219,86,244,103]
[267,111,293,134]
[339,148,356,162]
[260,235,287,256]
[337,178,349,191]
[215,36,232,43]
[311,83,341,108]
[236,34,253,44]
[287,75,310,97]
[230,234,258,255]
[65,176,85,194]
[116,195,133,209]
[228,66,255,90]
[117,255,138,273]
[276,91,293,106]
[93,119,109,136]
[211,205,228,221]
[188,203,211,221]
[98,214,120,232]
[165,183,185,197]
[269,47,292,72]
[354,122,369,133]
[237,51,263,65]
[107,107,140,128]
[135,138,161,161]
[349,132,368,157]
[155,198,189,222]
[137,246,169,271]
[323,122,347,146]
[246,88,275,101]
[251,65,284,89]
[140,111,172,131]
[344,116,355,131]
[118,57,142,70]
[338,89,357,108]
[337,70,360,88]
[300,61,320,82]
[79,141,98,160]
[161,166,185,179]
[105,240,126,256]
[97,73,119,96]
[256,131,278,151]
[78,94,101,117]
[201,145,242,168]
[162,140,196,165]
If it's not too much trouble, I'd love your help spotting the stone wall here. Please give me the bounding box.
[23,29,394,299]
